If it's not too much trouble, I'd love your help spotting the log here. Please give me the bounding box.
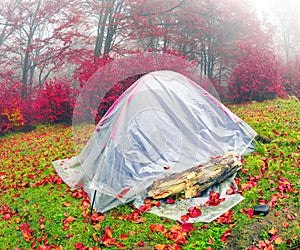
[148,152,242,199]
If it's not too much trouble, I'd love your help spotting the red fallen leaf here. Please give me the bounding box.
[40,224,45,230]
[217,210,233,224]
[155,244,167,250]
[82,200,90,208]
[37,245,47,250]
[22,230,33,242]
[138,240,145,247]
[93,224,101,230]
[149,224,166,233]
[63,216,76,224]
[64,234,74,238]
[119,233,128,240]
[258,240,267,248]
[286,214,294,220]
[221,227,232,243]
[100,227,117,247]
[166,198,176,204]
[270,234,278,242]
[135,217,147,223]
[282,221,289,228]
[71,190,84,199]
[3,213,11,220]
[103,227,113,239]
[180,214,189,222]
[115,242,126,249]
[117,188,130,199]
[14,217,21,223]
[74,243,83,249]
[211,155,222,160]
[144,198,151,204]
[246,209,254,219]
[208,238,213,244]
[63,201,71,207]
[90,213,105,223]
[138,203,152,213]
[152,200,161,207]
[226,186,236,195]
[206,191,225,206]
[182,222,194,232]
[187,206,202,218]
[38,216,45,224]
[43,237,48,245]
[164,166,171,170]
[269,194,280,208]
[165,224,189,245]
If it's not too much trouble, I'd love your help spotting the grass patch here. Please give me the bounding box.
[0,99,299,249]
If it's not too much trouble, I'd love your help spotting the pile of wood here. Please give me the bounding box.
[148,152,242,200]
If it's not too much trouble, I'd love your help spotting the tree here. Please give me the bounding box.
[264,0,300,63]
[0,0,87,96]
[82,0,127,59]
[122,0,270,90]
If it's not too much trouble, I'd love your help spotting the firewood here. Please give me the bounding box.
[148,152,242,199]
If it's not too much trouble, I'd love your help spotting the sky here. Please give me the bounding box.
[251,0,276,20]
[252,0,272,12]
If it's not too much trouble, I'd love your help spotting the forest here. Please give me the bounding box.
[0,0,299,134]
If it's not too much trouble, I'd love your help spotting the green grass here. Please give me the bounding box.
[0,99,299,249]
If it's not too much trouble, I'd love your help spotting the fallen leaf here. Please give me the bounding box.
[286,214,294,220]
[138,240,144,247]
[268,227,278,235]
[274,237,283,245]
[282,221,289,228]
[166,198,176,204]
[119,233,128,240]
[149,224,166,233]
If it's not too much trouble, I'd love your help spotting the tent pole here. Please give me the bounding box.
[90,190,97,213]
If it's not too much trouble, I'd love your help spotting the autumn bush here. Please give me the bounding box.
[0,78,77,135]
[228,46,286,103]
[32,79,77,124]
[0,78,26,134]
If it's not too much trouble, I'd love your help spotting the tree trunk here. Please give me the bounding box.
[148,152,242,199]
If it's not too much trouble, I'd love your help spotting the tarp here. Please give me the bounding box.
[53,70,256,214]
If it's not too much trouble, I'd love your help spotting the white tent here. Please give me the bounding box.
[53,70,256,213]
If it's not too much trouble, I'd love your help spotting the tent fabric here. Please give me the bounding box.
[53,70,256,212]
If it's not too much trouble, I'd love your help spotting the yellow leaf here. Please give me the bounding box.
[274,237,283,245]
[268,227,277,235]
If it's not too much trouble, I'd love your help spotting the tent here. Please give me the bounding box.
[53,70,256,215]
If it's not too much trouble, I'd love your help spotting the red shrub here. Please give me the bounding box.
[228,46,286,103]
[33,79,77,124]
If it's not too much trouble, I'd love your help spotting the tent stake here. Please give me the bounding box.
[90,190,97,213]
